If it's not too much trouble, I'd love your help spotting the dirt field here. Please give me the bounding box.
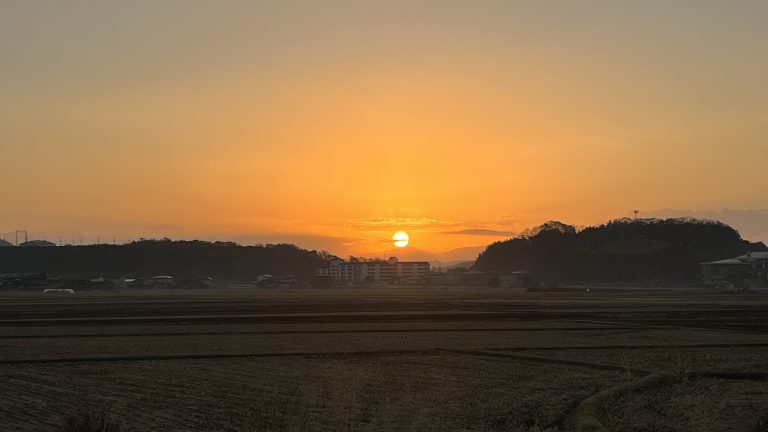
[0,287,767,431]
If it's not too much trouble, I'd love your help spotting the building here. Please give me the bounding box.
[459,270,489,286]
[151,275,175,286]
[330,261,359,283]
[701,251,768,288]
[317,257,430,285]
[498,271,536,289]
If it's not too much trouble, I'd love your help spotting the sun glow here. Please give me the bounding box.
[393,231,410,248]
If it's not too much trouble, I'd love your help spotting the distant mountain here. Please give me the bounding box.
[473,218,767,282]
[364,245,484,267]
[444,260,475,270]
[363,247,441,262]
[439,246,485,262]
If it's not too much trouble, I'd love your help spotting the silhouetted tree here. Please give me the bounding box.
[473,218,766,283]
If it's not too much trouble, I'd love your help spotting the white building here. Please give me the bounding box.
[316,257,430,285]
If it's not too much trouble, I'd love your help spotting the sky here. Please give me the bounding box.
[1,1,767,257]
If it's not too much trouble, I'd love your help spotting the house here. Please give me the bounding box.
[127,276,175,289]
[701,252,768,289]
[460,270,489,286]
[43,288,75,294]
[740,252,768,288]
[427,267,466,286]
[151,275,175,287]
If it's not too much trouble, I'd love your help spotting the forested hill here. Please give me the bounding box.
[473,218,767,283]
[0,240,335,282]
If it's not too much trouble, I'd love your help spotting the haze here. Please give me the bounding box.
[2,1,767,255]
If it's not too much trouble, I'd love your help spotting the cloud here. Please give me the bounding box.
[442,229,516,236]
[347,217,463,231]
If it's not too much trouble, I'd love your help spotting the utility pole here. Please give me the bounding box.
[14,230,28,245]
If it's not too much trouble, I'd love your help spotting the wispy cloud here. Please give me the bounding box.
[442,229,516,236]
[348,217,520,238]
[347,217,463,231]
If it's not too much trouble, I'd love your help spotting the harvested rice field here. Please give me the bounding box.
[0,287,767,431]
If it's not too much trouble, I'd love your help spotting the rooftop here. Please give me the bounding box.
[738,252,768,260]
[701,258,750,266]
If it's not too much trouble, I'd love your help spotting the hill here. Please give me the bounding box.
[473,218,767,283]
[0,240,334,282]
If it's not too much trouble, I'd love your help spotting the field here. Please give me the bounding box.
[1,287,767,431]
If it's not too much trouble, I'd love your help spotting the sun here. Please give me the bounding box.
[392,231,409,248]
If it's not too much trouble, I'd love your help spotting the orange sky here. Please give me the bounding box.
[2,1,768,256]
